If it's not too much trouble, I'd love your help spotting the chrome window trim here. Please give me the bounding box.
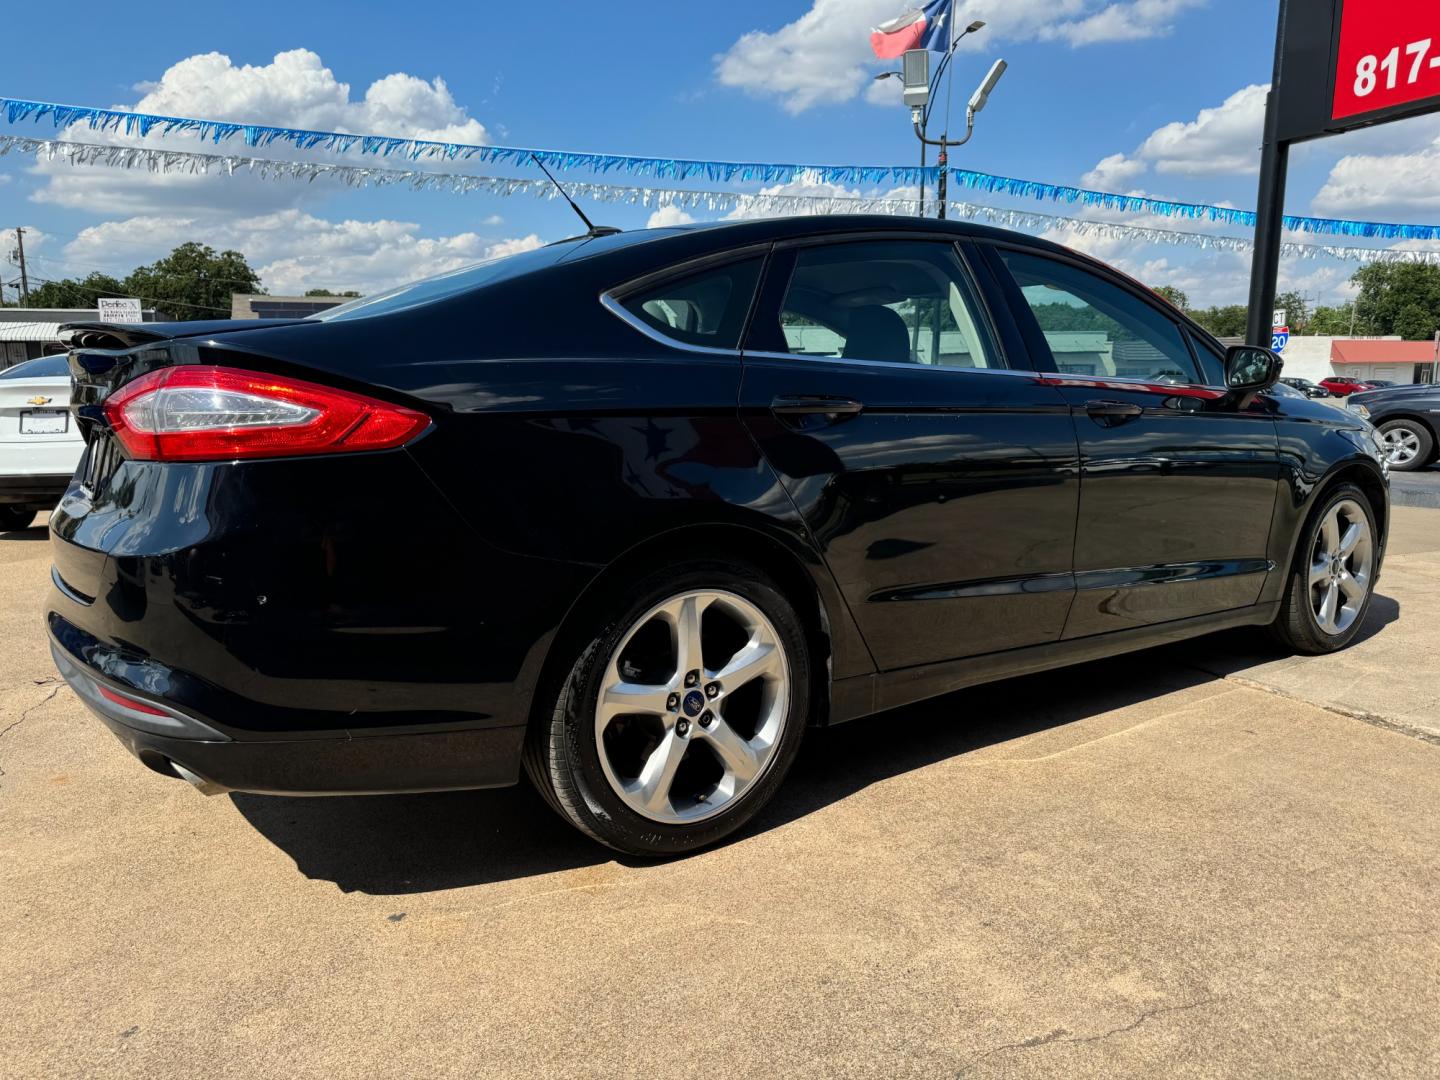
[598,292,741,357]
[599,243,772,355]
[739,349,1044,380]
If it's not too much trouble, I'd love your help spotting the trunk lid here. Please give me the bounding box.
[52,319,310,600]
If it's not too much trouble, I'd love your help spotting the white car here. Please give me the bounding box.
[0,354,83,532]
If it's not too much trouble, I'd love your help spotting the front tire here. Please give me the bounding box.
[1376,419,1434,472]
[524,557,811,857]
[1270,483,1378,655]
[0,507,36,532]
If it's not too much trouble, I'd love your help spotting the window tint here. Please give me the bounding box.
[767,241,996,368]
[310,243,572,322]
[0,355,68,379]
[619,257,763,350]
[999,249,1202,384]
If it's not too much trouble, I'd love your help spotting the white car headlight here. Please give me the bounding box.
[1347,402,1370,420]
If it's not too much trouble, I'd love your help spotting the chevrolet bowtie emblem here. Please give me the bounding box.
[26,396,52,406]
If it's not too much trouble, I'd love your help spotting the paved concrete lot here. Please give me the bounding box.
[1389,461,1440,510]
[2,511,1438,1078]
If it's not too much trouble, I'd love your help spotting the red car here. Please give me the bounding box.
[1318,376,1373,397]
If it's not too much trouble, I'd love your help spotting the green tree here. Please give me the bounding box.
[121,242,263,321]
[1151,285,1189,311]
[1309,303,1356,335]
[1350,262,1440,339]
[1191,304,1249,338]
[23,272,126,309]
[1273,290,1309,333]
[304,288,360,298]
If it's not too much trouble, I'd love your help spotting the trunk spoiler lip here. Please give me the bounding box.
[59,318,313,351]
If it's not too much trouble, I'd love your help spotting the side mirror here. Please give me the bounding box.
[1225,345,1282,392]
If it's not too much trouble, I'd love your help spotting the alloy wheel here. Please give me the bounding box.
[1380,426,1422,467]
[594,590,791,825]
[1308,498,1373,636]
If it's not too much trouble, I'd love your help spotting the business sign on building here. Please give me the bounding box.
[1275,0,1440,143]
[97,297,143,323]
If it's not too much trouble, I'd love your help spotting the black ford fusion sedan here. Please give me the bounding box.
[48,216,1389,856]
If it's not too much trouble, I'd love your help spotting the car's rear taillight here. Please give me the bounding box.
[103,366,430,462]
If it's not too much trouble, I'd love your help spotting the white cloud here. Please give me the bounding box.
[645,206,696,228]
[30,49,489,217]
[1082,152,1148,189]
[56,210,542,296]
[1312,140,1440,216]
[1083,83,1267,185]
[715,0,1205,113]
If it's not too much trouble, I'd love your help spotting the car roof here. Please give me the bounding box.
[560,214,1075,262]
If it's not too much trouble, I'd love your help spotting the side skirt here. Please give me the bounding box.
[829,602,1280,724]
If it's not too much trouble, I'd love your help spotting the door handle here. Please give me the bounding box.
[770,395,865,416]
[1085,399,1143,419]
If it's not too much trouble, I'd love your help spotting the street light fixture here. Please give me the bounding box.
[912,57,1007,219]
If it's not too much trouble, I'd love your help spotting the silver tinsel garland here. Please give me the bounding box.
[4,134,1438,266]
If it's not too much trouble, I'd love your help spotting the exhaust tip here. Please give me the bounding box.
[170,761,230,797]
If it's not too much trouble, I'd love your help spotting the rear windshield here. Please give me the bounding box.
[309,242,576,322]
[0,355,68,379]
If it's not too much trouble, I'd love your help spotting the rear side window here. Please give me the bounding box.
[1,355,68,379]
[618,257,763,350]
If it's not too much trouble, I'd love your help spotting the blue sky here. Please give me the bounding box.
[3,0,1439,306]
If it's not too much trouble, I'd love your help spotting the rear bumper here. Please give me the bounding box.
[0,473,71,506]
[50,635,526,796]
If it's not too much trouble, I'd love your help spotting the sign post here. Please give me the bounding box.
[1247,1,1440,347]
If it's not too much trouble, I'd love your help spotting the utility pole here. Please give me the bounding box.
[14,228,30,305]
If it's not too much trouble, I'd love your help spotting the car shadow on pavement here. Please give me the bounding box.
[0,525,50,542]
[230,652,1233,895]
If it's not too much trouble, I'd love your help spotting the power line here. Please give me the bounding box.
[22,249,266,293]
[22,271,237,316]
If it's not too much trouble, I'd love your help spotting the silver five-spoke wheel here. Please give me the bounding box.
[1380,426,1422,468]
[594,590,790,825]
[1309,498,1373,636]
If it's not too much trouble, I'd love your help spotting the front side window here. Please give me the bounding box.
[998,249,1202,384]
[763,241,997,368]
[619,257,763,350]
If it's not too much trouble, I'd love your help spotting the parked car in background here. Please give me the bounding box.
[1319,376,1373,397]
[1281,376,1332,399]
[1363,379,1396,389]
[0,354,83,531]
[46,216,1390,855]
[1348,382,1440,471]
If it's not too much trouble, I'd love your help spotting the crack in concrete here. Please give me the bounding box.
[957,997,1221,1075]
[1193,667,1440,748]
[0,686,63,782]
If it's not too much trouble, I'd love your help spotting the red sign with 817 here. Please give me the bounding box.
[1332,0,1440,120]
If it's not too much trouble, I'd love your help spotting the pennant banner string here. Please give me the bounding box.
[4,96,1440,242]
[5,135,1436,266]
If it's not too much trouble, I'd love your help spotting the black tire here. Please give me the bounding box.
[0,507,36,532]
[1270,482,1378,655]
[524,556,811,857]
[1376,419,1434,472]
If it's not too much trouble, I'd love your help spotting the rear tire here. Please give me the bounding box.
[1376,419,1433,472]
[0,507,36,532]
[1270,483,1378,655]
[524,557,811,857]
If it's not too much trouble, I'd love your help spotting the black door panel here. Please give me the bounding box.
[987,245,1283,636]
[1049,380,1280,636]
[742,361,1079,669]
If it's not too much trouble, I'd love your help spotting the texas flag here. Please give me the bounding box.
[869,0,953,60]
